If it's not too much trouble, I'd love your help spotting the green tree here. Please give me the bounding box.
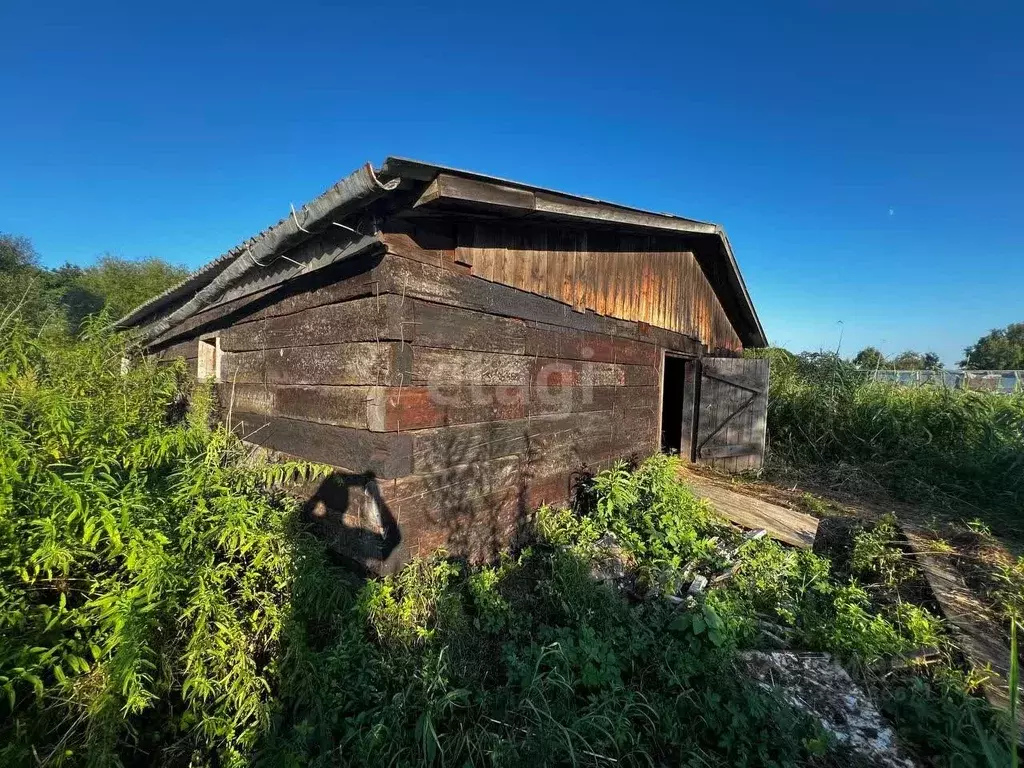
[961,323,1024,369]
[889,350,946,370]
[1,234,190,332]
[66,255,189,327]
[853,346,886,369]
[0,233,61,329]
[0,233,38,272]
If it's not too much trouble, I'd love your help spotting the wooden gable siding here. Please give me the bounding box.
[450,222,742,354]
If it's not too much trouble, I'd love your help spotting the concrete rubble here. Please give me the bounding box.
[742,651,917,768]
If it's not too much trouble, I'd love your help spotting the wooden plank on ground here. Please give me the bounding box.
[903,529,1023,737]
[681,473,819,549]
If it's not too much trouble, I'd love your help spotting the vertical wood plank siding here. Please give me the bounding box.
[695,358,769,473]
[450,222,741,354]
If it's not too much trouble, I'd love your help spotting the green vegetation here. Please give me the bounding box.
[0,318,1013,766]
[0,318,332,765]
[0,233,188,332]
[962,323,1024,370]
[852,346,943,370]
[750,348,1024,526]
[2,232,1022,766]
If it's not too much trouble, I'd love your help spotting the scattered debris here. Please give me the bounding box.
[742,651,917,768]
[904,527,1024,741]
[711,563,741,585]
[756,616,796,649]
[589,533,634,588]
[687,575,708,595]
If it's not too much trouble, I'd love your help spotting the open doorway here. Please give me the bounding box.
[660,356,687,455]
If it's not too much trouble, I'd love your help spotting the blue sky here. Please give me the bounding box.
[1,1,1021,366]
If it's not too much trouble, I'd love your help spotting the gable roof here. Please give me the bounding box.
[116,157,767,347]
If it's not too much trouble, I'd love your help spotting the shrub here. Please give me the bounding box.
[0,319,1011,767]
[0,319,331,766]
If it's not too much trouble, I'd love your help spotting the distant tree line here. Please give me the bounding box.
[849,322,1024,372]
[0,232,189,332]
[851,347,943,371]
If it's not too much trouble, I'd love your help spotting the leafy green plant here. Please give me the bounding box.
[0,318,332,766]
[1,318,1015,767]
[848,514,915,589]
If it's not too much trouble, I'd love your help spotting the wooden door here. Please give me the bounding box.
[694,357,769,472]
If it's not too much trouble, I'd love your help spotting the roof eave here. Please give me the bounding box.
[385,158,767,348]
[715,228,768,348]
[115,163,398,339]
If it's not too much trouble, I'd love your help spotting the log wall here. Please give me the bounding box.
[148,220,743,573]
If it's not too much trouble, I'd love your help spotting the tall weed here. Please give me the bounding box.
[0,319,331,766]
[2,319,1016,767]
[750,348,1024,520]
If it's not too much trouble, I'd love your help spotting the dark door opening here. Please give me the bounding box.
[660,356,687,455]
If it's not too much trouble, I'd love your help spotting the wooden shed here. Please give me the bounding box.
[117,158,769,572]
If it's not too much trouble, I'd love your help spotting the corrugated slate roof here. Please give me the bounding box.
[117,156,766,347]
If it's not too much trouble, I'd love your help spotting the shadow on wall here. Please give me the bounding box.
[407,420,613,566]
[302,471,401,575]
[299,416,641,573]
[301,423,582,573]
[417,423,537,565]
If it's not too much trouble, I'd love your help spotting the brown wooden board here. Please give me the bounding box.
[613,335,659,366]
[903,528,1024,739]
[262,295,407,349]
[219,319,268,352]
[416,174,536,212]
[393,454,524,507]
[220,350,266,385]
[154,339,200,361]
[682,472,819,549]
[527,384,637,417]
[407,412,612,474]
[376,381,647,431]
[384,231,470,274]
[216,382,274,417]
[411,348,532,386]
[411,299,527,354]
[695,357,769,472]
[266,342,410,386]
[231,411,413,478]
[373,385,530,431]
[679,359,699,462]
[274,385,372,429]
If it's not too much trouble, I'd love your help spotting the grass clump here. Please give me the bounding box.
[748,348,1024,527]
[265,459,838,767]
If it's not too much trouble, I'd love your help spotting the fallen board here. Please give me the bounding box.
[903,528,1023,738]
[681,473,819,549]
